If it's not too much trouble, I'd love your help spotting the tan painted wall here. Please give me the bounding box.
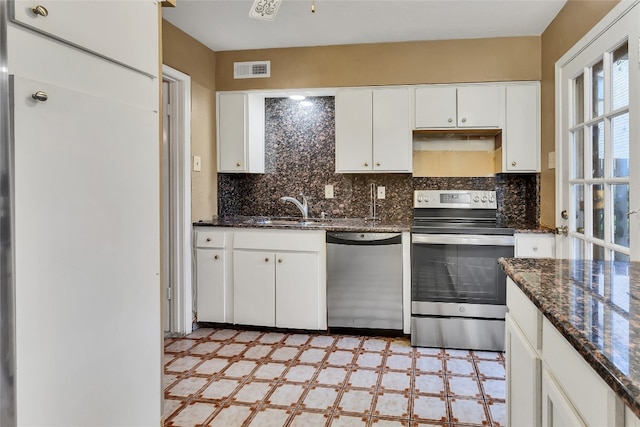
[162,20,217,221]
[216,37,541,91]
[539,0,619,228]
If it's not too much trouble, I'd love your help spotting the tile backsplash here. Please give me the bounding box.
[218,96,539,229]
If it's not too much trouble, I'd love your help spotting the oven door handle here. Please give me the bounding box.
[412,234,514,246]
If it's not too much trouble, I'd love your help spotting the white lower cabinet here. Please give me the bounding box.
[233,250,277,326]
[233,229,326,330]
[506,278,626,427]
[542,369,586,427]
[506,313,541,427]
[194,228,232,323]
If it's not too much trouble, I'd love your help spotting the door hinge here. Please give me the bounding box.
[166,286,172,300]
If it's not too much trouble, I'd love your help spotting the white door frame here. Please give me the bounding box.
[162,64,192,334]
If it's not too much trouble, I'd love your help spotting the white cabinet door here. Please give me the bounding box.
[13,75,160,425]
[373,88,412,172]
[506,314,542,427]
[415,86,457,128]
[335,89,373,172]
[196,249,226,323]
[217,92,265,173]
[10,0,158,76]
[233,250,275,326]
[275,251,320,329]
[504,84,540,172]
[542,370,586,427]
[457,85,501,127]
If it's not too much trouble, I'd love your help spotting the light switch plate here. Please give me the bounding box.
[325,184,334,199]
[377,186,385,199]
[548,151,556,170]
[193,156,201,172]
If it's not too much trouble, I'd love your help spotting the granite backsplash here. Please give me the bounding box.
[218,96,540,229]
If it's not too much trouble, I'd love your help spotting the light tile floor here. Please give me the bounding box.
[164,327,505,427]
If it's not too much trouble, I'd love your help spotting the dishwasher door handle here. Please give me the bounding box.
[326,232,402,245]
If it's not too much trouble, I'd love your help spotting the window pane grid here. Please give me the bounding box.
[567,40,630,261]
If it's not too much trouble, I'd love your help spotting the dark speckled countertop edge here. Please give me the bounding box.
[499,257,640,418]
[193,216,411,233]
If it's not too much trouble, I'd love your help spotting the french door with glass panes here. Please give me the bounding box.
[556,3,640,261]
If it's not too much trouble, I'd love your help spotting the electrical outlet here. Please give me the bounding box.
[193,156,202,172]
[548,151,556,170]
[325,184,334,199]
[377,186,385,199]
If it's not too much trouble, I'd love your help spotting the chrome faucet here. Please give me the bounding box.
[280,194,309,219]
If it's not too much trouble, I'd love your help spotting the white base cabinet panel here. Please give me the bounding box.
[507,278,626,427]
[232,229,326,330]
[506,313,541,427]
[194,228,232,323]
[233,249,277,327]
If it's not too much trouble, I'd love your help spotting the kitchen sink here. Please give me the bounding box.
[244,217,327,226]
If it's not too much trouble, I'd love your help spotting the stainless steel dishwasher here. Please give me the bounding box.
[326,232,403,330]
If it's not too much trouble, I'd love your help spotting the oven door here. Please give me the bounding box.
[411,234,514,311]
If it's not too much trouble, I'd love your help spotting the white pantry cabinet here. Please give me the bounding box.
[502,83,540,172]
[515,232,555,258]
[335,87,412,173]
[233,229,326,330]
[8,3,161,424]
[194,228,233,323]
[217,92,265,173]
[415,85,501,128]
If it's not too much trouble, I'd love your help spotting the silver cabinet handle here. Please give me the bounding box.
[364,162,369,167]
[461,117,467,123]
[236,162,241,167]
[214,255,219,260]
[278,258,283,263]
[31,5,48,17]
[511,161,517,167]
[447,118,453,123]
[264,257,270,262]
[31,91,48,102]
[376,162,381,166]
[532,246,538,251]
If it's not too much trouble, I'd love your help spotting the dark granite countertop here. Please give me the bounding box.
[499,257,640,417]
[193,216,411,233]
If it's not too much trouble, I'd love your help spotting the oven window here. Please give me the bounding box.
[411,243,513,305]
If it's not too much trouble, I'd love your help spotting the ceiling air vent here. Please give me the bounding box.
[234,61,271,79]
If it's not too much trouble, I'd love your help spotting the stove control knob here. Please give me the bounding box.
[417,196,423,202]
[424,196,430,202]
[489,195,495,203]
[482,196,488,202]
[473,196,480,203]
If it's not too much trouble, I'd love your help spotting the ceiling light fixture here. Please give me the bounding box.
[249,0,282,21]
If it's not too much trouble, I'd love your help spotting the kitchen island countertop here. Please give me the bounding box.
[194,216,412,233]
[499,257,640,418]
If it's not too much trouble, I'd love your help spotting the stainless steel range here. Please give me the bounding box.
[411,190,514,351]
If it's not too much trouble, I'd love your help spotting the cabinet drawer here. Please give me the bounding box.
[515,233,555,258]
[195,230,226,248]
[506,278,541,350]
[542,318,623,426]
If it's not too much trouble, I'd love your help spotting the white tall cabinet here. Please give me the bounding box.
[8,2,161,425]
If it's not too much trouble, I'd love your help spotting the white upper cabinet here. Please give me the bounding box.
[335,87,412,173]
[415,85,501,128]
[503,83,540,172]
[10,0,158,76]
[217,92,265,173]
